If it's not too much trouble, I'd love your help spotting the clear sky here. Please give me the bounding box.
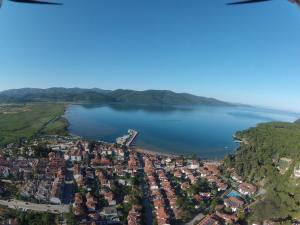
[0,0,300,112]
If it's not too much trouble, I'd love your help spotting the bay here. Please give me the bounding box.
[65,104,299,159]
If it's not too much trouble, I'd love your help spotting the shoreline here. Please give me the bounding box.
[134,147,179,158]
[134,147,222,163]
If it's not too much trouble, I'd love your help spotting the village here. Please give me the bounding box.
[0,133,258,225]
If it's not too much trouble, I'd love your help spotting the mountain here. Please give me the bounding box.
[224,121,300,223]
[0,88,232,106]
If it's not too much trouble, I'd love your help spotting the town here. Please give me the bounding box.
[0,132,258,225]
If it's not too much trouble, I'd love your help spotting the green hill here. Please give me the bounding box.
[224,120,300,223]
[0,88,232,106]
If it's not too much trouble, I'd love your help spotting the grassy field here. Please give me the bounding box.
[0,103,68,146]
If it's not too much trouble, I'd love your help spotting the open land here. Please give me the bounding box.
[0,103,68,146]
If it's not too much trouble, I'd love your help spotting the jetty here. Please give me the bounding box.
[116,129,138,147]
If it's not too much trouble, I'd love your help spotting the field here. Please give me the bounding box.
[0,103,68,146]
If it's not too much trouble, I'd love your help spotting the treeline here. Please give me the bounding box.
[0,206,57,225]
[0,88,231,106]
[223,121,300,223]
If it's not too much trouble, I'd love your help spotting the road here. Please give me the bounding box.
[137,153,153,225]
[0,199,70,214]
[62,160,74,204]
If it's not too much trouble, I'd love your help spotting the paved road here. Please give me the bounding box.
[62,161,74,204]
[137,153,153,225]
[0,199,70,214]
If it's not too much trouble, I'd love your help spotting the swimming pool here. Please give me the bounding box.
[226,190,242,198]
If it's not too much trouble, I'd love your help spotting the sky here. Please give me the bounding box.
[0,0,300,112]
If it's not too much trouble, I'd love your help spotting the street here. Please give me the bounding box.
[0,199,70,214]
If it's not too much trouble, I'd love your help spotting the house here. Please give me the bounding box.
[128,205,142,225]
[197,215,221,225]
[35,180,52,201]
[50,177,64,204]
[174,170,182,178]
[238,182,257,195]
[70,149,82,162]
[216,211,239,224]
[204,163,220,175]
[189,160,200,169]
[224,197,244,212]
[181,182,190,191]
[216,180,228,191]
[156,207,169,225]
[0,166,10,178]
[153,199,165,209]
[20,181,37,198]
[103,191,116,205]
[86,192,97,211]
[73,193,86,217]
[200,192,211,199]
[188,174,197,184]
[231,172,243,183]
[100,206,119,220]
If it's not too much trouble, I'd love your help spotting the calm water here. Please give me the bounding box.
[65,104,299,159]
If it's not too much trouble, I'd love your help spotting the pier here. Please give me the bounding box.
[116,129,138,147]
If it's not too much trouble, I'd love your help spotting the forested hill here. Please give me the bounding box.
[0,88,232,106]
[224,120,300,223]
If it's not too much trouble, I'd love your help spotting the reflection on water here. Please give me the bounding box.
[65,104,298,159]
[78,103,196,113]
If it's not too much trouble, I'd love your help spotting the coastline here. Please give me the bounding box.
[134,147,179,158]
[134,147,222,164]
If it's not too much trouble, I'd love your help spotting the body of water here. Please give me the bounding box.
[64,104,299,159]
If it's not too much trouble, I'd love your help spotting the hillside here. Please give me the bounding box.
[0,88,232,106]
[224,120,300,223]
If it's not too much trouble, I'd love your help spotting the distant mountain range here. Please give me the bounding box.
[0,88,233,106]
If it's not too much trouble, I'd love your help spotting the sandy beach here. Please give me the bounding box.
[134,147,179,158]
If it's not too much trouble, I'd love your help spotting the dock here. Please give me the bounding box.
[116,129,138,147]
[126,129,138,147]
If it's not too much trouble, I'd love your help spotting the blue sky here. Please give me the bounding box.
[0,0,300,112]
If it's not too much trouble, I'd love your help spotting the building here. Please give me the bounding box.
[224,197,244,212]
[50,177,64,204]
[197,215,221,225]
[238,182,257,195]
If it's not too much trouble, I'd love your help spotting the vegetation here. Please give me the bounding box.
[224,121,300,223]
[0,103,67,146]
[65,206,79,225]
[0,88,232,106]
[0,206,58,225]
